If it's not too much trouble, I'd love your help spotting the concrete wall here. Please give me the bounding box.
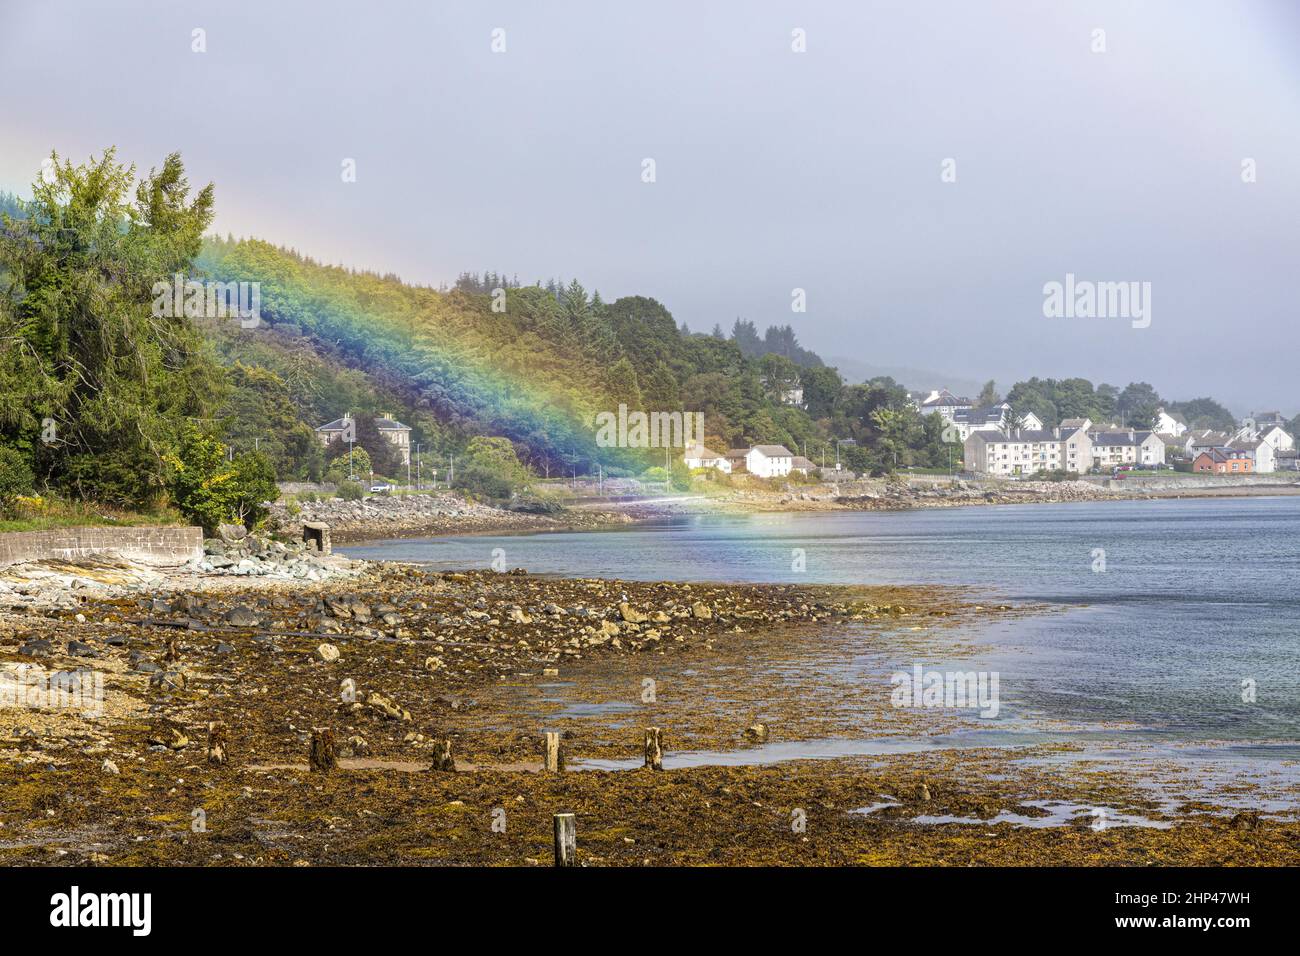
[0,526,204,568]
[1083,474,1300,492]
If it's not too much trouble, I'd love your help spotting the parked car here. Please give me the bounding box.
[369,483,394,493]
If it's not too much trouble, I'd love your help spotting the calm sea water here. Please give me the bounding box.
[341,497,1300,746]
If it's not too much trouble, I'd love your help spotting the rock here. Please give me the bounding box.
[67,640,98,658]
[743,723,769,743]
[618,603,649,624]
[423,656,444,672]
[691,602,713,620]
[101,759,120,775]
[315,643,340,663]
[917,783,932,802]
[217,523,248,543]
[149,670,186,692]
[508,607,533,624]
[366,691,411,722]
[214,642,235,655]
[224,606,260,627]
[596,619,621,638]
[18,640,52,657]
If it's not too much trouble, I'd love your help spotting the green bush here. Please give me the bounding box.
[0,445,35,513]
[165,426,279,533]
[336,481,364,501]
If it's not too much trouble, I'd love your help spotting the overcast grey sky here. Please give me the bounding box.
[3,0,1298,411]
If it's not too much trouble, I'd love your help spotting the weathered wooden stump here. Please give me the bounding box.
[544,731,564,772]
[643,727,663,771]
[428,738,455,772]
[553,813,576,867]
[310,727,338,773]
[207,721,228,766]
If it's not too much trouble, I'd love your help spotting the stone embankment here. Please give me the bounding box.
[271,492,634,542]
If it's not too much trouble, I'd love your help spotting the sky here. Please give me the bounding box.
[2,0,1298,413]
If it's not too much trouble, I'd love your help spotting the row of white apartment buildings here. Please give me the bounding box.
[963,419,1165,476]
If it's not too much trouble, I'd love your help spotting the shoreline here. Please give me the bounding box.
[0,540,1296,865]
[303,477,1300,546]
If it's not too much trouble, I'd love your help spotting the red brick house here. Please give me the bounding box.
[1192,447,1254,474]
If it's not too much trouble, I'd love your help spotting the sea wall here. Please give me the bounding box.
[1084,474,1300,492]
[0,526,204,567]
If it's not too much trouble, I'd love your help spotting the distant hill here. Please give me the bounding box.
[826,356,985,397]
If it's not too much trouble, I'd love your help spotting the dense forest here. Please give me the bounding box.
[0,151,1284,530]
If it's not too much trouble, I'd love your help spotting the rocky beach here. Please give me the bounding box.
[1,521,1296,867]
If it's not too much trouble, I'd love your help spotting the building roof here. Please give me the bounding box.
[953,404,1007,424]
[921,389,972,407]
[1195,446,1251,462]
[750,444,794,457]
[317,414,410,432]
[726,448,750,459]
[1189,430,1230,446]
[684,444,725,460]
[1090,430,1159,446]
[791,456,816,469]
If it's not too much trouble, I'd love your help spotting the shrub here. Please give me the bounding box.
[0,445,35,515]
[336,481,364,501]
[165,426,279,533]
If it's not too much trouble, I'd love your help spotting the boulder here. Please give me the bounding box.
[315,643,340,663]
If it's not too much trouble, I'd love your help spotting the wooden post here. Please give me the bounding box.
[643,727,663,771]
[310,728,338,773]
[553,813,576,867]
[428,738,455,772]
[207,721,228,766]
[544,731,564,772]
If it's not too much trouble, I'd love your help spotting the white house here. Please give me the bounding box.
[778,387,805,407]
[683,443,732,473]
[745,445,794,478]
[1153,407,1187,437]
[918,389,974,421]
[316,412,412,466]
[964,425,1092,476]
[1228,437,1275,473]
[1088,429,1165,469]
[1233,421,1294,454]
